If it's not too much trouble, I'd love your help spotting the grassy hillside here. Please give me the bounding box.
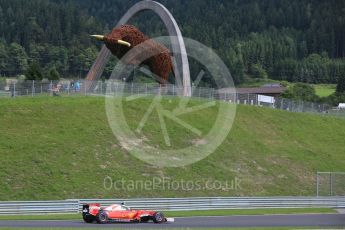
[0,96,345,200]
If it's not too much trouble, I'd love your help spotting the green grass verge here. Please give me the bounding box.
[314,84,336,97]
[0,208,336,220]
[0,96,345,199]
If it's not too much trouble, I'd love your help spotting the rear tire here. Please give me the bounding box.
[96,211,108,224]
[153,212,165,223]
[82,214,94,223]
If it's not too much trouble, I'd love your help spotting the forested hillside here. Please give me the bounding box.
[0,0,103,78]
[0,0,344,86]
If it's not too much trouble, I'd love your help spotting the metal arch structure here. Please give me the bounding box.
[86,0,191,96]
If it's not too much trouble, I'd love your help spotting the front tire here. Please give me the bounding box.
[96,211,108,224]
[153,212,165,223]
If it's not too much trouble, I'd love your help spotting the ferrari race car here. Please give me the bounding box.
[82,203,173,224]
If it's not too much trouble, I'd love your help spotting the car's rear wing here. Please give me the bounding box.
[82,203,100,214]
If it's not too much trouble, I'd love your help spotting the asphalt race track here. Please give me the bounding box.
[0,214,344,228]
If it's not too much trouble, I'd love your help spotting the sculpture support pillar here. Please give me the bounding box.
[86,0,191,96]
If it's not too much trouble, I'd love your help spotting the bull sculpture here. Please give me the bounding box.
[91,25,174,85]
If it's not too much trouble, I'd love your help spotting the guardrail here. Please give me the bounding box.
[0,200,79,215]
[0,197,344,215]
[79,197,345,211]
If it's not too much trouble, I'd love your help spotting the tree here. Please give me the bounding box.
[8,43,28,75]
[249,63,267,79]
[281,83,319,102]
[25,62,43,80]
[336,75,345,93]
[48,66,60,80]
[0,41,8,76]
[232,59,245,84]
[273,58,299,81]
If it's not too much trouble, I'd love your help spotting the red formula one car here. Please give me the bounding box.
[82,203,172,224]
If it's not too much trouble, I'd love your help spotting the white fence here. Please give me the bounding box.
[1,80,340,117]
[0,197,345,215]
